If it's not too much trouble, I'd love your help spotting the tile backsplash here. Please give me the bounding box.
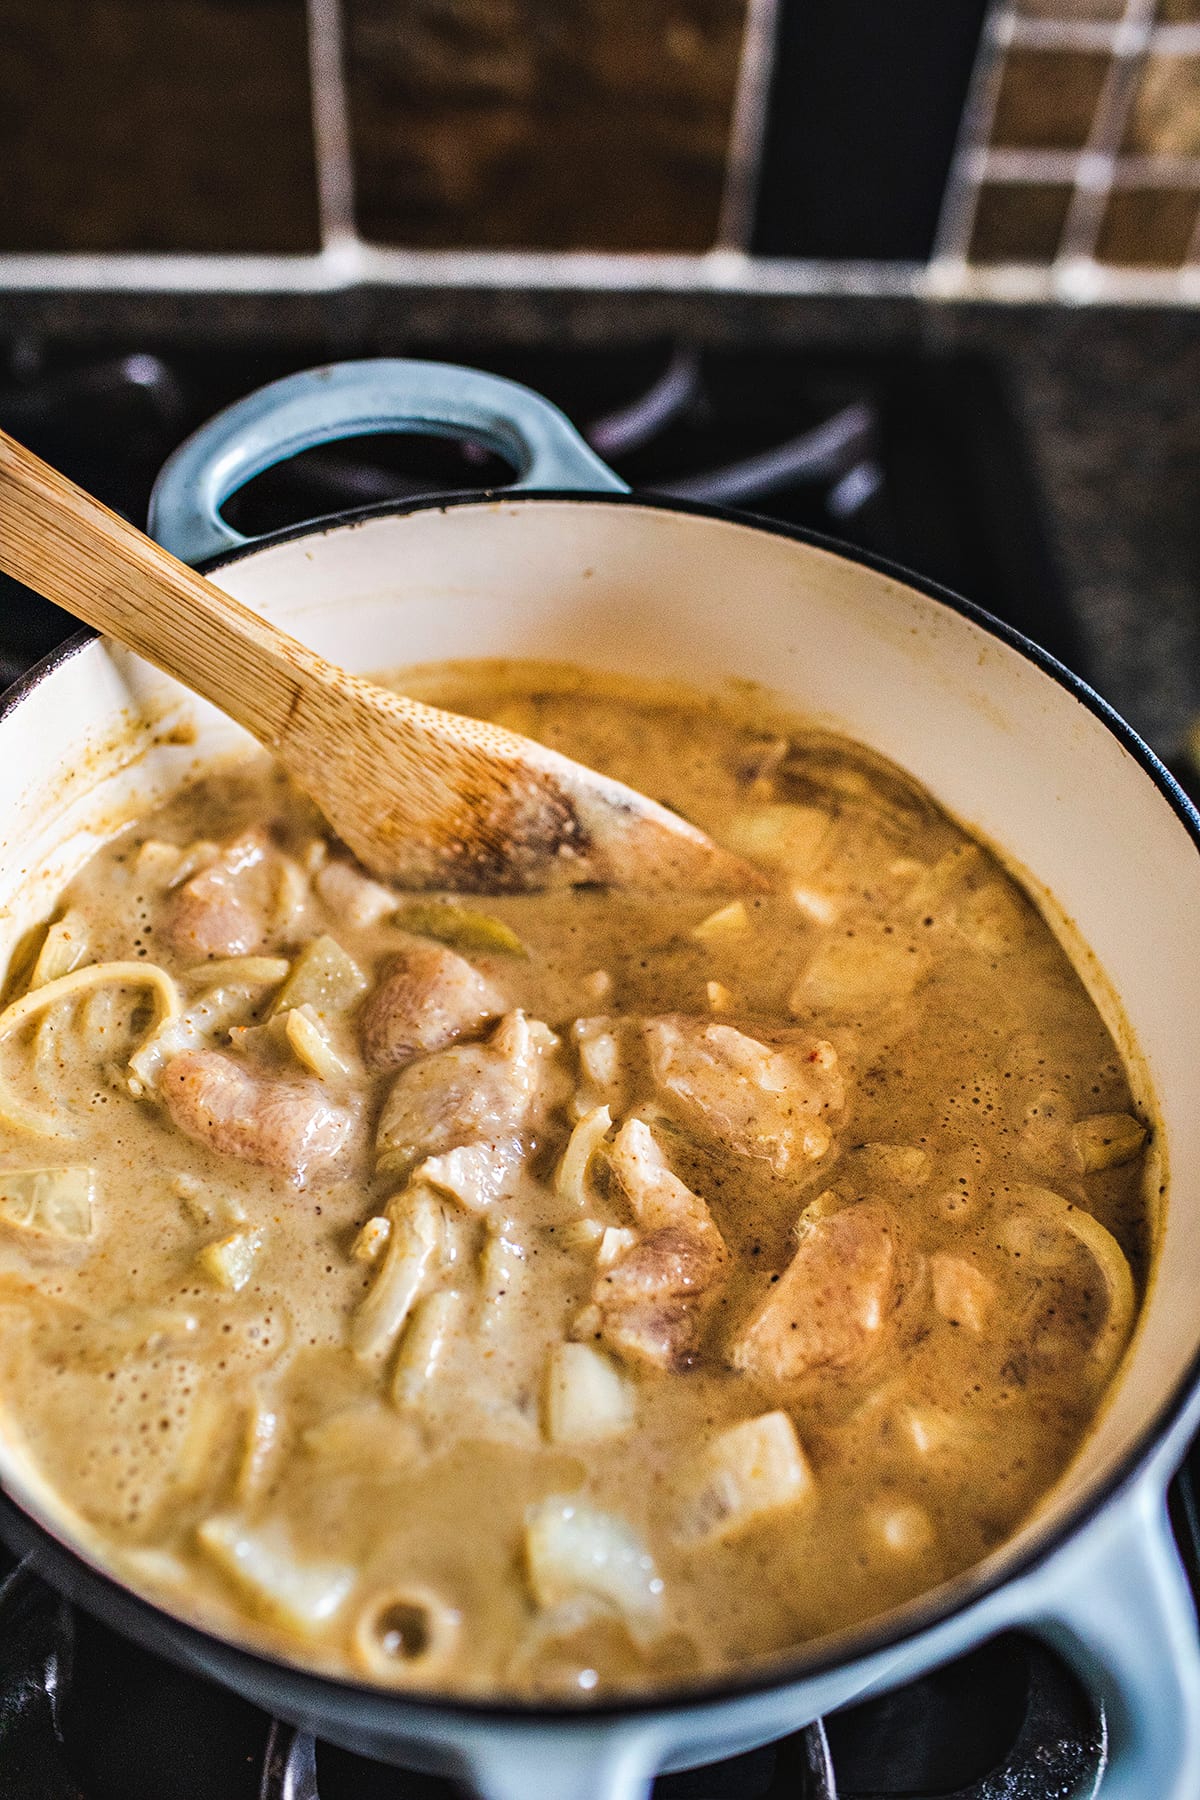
[5,0,1200,285]
[990,45,1112,147]
[946,0,1200,272]
[1,0,320,253]
[0,0,746,258]
[344,0,747,251]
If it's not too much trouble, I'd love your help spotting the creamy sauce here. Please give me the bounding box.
[0,667,1150,1698]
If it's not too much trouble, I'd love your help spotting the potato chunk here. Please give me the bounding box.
[197,1515,354,1636]
[724,803,831,876]
[791,929,924,1017]
[543,1342,635,1444]
[0,1167,94,1239]
[30,912,89,989]
[198,1227,264,1294]
[675,1412,815,1545]
[273,934,368,1019]
[691,901,750,943]
[930,1252,994,1332]
[524,1498,664,1632]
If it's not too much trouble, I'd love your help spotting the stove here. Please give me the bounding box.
[0,337,1189,1799]
[0,339,1082,685]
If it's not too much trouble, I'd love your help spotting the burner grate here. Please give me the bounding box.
[0,1552,1105,1800]
[0,340,1081,683]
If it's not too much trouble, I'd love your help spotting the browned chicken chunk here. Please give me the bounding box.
[160,1048,353,1182]
[643,1015,845,1176]
[162,829,276,961]
[374,1010,559,1192]
[358,933,503,1073]
[587,1118,728,1372]
[730,1200,902,1384]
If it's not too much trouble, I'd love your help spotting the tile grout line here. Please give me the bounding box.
[1183,165,1200,264]
[1056,0,1157,273]
[715,0,783,253]
[1007,16,1129,51]
[1006,15,1200,53]
[0,243,1197,303]
[306,0,359,254]
[929,0,1016,276]
[979,147,1200,188]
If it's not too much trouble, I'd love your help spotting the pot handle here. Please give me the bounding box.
[148,358,628,567]
[462,1730,657,1800]
[1025,1481,1200,1799]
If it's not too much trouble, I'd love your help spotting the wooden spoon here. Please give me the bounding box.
[0,429,764,894]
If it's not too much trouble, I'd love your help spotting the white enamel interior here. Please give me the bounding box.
[1,496,1198,1592]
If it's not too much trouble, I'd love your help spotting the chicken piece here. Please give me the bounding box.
[358,933,504,1073]
[160,1049,353,1183]
[730,1200,902,1384]
[608,1115,722,1240]
[163,829,275,960]
[586,1118,728,1372]
[417,1141,526,1213]
[314,858,397,929]
[375,1010,559,1186]
[643,1015,844,1176]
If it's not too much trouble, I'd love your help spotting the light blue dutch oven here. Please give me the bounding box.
[0,359,1198,1799]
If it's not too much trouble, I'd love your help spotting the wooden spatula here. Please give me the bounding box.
[0,429,764,894]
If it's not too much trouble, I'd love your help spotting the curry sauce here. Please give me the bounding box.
[0,667,1150,1698]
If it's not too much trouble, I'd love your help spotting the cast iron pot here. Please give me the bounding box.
[0,359,1198,1800]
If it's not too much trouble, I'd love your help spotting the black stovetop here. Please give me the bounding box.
[0,339,1082,685]
[0,335,1187,1799]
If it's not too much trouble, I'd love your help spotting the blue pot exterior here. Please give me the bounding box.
[0,357,1192,1800]
[147,357,629,567]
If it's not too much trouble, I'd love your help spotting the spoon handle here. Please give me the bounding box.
[0,426,762,896]
[0,426,319,751]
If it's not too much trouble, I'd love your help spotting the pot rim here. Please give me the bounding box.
[2,484,1199,1724]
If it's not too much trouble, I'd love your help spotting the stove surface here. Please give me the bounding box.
[0,338,1177,1799]
[0,340,1080,684]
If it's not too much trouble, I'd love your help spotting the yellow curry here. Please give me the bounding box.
[0,666,1149,1698]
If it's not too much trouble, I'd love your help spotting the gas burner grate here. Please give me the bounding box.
[0,340,1080,685]
[0,1553,1105,1800]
